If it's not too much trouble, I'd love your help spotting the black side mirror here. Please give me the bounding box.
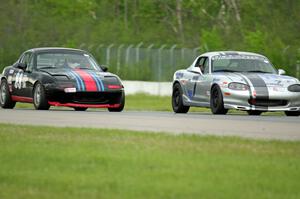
[101,66,108,72]
[15,63,27,70]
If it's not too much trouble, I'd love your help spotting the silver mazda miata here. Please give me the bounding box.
[172,51,300,116]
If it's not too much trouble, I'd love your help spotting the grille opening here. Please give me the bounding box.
[49,91,122,104]
[248,99,288,107]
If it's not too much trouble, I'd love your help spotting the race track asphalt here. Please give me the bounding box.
[0,108,300,141]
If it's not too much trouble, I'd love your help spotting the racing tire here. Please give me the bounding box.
[247,110,263,116]
[210,85,228,115]
[108,91,125,112]
[33,82,50,110]
[284,111,300,116]
[74,107,88,111]
[172,83,190,113]
[0,79,16,109]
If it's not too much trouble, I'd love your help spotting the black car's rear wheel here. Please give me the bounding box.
[247,110,263,115]
[74,107,88,111]
[108,91,125,112]
[33,83,50,110]
[0,79,16,109]
[285,111,300,116]
[210,85,228,115]
[172,83,189,113]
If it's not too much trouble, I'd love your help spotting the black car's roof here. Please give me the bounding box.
[26,47,87,54]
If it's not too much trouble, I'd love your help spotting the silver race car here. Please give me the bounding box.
[172,51,300,116]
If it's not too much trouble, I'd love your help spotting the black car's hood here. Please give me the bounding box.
[40,68,115,78]
[40,68,121,92]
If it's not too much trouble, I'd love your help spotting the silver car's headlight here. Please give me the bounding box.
[228,82,249,91]
[288,84,300,92]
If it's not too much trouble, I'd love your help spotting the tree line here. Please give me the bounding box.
[1,0,300,77]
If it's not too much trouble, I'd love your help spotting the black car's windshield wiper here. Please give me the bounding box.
[38,66,56,70]
[213,69,237,72]
[247,70,271,73]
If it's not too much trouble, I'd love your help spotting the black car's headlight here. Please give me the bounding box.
[228,82,249,91]
[288,84,300,92]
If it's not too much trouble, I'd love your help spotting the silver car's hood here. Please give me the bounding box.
[213,72,299,87]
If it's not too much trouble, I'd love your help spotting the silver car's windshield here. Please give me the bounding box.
[36,52,101,71]
[211,55,277,74]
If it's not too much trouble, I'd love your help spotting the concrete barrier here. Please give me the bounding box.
[122,81,172,96]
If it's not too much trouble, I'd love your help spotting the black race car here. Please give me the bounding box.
[0,47,125,111]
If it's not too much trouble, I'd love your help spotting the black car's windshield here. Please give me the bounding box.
[211,55,277,74]
[36,52,101,71]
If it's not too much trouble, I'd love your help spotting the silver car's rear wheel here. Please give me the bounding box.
[172,83,189,113]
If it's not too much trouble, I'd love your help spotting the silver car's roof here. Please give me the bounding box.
[199,51,267,58]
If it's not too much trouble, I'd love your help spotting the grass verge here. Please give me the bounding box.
[0,123,299,199]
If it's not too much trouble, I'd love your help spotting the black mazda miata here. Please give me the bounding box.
[0,47,125,111]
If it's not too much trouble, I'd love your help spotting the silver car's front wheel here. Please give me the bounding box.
[210,85,228,115]
[285,111,300,116]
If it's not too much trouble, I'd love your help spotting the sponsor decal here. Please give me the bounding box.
[7,75,12,84]
[187,90,193,99]
[212,55,266,61]
[192,76,199,81]
[9,69,14,74]
[176,72,183,79]
[14,71,25,89]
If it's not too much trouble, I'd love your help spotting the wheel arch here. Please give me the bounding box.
[1,76,7,82]
[172,80,181,88]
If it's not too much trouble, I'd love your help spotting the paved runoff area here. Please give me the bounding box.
[0,109,300,141]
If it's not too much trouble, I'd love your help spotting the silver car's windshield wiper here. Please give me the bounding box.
[75,67,93,70]
[213,69,237,72]
[247,70,271,73]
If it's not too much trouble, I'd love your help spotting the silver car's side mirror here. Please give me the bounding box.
[190,67,201,74]
[278,69,286,75]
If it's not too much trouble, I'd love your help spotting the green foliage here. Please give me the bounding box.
[0,0,300,78]
[201,28,225,51]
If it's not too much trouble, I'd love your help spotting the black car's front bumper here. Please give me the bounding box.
[44,84,123,108]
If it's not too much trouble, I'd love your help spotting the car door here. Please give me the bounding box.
[194,57,212,103]
[12,52,34,97]
[22,52,36,98]
[185,57,205,101]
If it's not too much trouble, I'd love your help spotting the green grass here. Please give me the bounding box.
[16,93,284,115]
[0,123,299,199]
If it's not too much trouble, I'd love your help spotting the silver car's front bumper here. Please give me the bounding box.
[222,88,300,112]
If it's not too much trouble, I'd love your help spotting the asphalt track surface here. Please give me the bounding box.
[0,108,300,141]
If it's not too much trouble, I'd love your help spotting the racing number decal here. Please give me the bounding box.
[14,71,24,89]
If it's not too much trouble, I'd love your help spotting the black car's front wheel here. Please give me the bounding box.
[74,107,88,111]
[285,111,300,116]
[210,85,228,115]
[108,91,125,112]
[0,79,16,109]
[33,83,50,110]
[172,83,190,113]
